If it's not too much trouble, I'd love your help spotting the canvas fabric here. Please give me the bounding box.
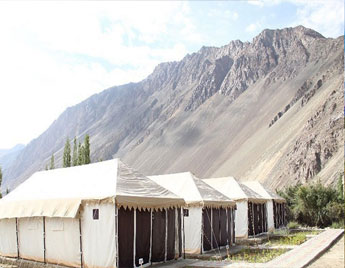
[183,207,202,254]
[149,172,235,208]
[235,201,248,238]
[81,203,116,268]
[0,159,185,220]
[18,217,44,262]
[0,218,17,257]
[45,217,80,267]
[203,177,266,203]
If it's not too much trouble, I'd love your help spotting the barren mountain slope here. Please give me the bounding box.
[3,26,344,191]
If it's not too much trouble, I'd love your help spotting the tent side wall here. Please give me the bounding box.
[183,207,202,254]
[18,217,44,262]
[235,201,248,238]
[45,217,80,267]
[267,200,274,232]
[0,218,17,258]
[81,203,116,268]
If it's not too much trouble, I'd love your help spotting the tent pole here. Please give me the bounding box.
[182,209,185,259]
[233,208,236,244]
[210,209,213,249]
[164,209,168,262]
[133,209,137,267]
[15,218,19,259]
[226,208,229,247]
[43,217,46,264]
[201,208,203,254]
[79,215,83,268]
[115,205,119,268]
[149,209,153,264]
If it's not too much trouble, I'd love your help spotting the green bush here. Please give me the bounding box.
[330,221,344,229]
[287,221,300,229]
[278,177,344,228]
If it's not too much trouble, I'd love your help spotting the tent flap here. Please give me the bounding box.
[0,199,82,219]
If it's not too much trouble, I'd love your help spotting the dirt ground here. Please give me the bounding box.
[307,235,344,268]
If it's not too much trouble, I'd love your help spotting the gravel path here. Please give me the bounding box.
[307,235,344,268]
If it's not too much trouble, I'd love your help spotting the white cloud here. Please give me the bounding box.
[248,0,265,7]
[292,0,344,38]
[0,1,194,148]
[248,0,344,37]
[246,23,261,33]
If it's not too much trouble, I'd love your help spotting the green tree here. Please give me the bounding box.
[72,137,78,166]
[280,180,344,228]
[63,138,71,168]
[84,134,90,165]
[0,165,2,199]
[50,154,55,170]
[337,174,344,201]
[78,142,84,165]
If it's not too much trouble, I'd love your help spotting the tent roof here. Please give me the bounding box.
[202,177,267,203]
[242,181,286,203]
[149,172,236,208]
[0,159,184,219]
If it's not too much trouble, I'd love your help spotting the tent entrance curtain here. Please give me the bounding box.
[219,209,227,247]
[167,209,175,261]
[135,209,151,267]
[248,203,267,236]
[178,210,182,258]
[263,203,267,232]
[248,202,254,236]
[227,209,232,245]
[232,209,235,244]
[211,208,220,249]
[273,201,286,228]
[202,208,211,251]
[118,207,134,268]
[151,210,166,262]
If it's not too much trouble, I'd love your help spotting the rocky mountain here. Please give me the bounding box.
[0,144,24,173]
[2,26,344,191]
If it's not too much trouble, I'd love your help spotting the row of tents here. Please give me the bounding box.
[0,159,286,268]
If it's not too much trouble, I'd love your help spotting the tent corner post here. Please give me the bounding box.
[79,215,83,268]
[15,218,19,259]
[43,216,46,264]
[115,205,119,268]
[182,209,185,259]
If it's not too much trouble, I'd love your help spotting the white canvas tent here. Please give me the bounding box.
[0,159,185,268]
[242,181,286,231]
[203,177,267,239]
[149,172,236,254]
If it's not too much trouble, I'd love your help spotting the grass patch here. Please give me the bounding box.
[267,230,321,246]
[229,248,289,263]
[267,233,306,245]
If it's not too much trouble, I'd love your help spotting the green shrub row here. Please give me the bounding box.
[278,175,344,228]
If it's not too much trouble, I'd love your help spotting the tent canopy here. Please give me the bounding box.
[242,181,286,203]
[202,177,266,203]
[149,172,235,208]
[0,159,185,219]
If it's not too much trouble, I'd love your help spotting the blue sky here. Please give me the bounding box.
[0,0,343,149]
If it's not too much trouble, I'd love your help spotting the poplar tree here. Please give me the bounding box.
[78,142,84,165]
[50,154,55,170]
[84,134,90,165]
[72,137,78,166]
[63,137,71,168]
